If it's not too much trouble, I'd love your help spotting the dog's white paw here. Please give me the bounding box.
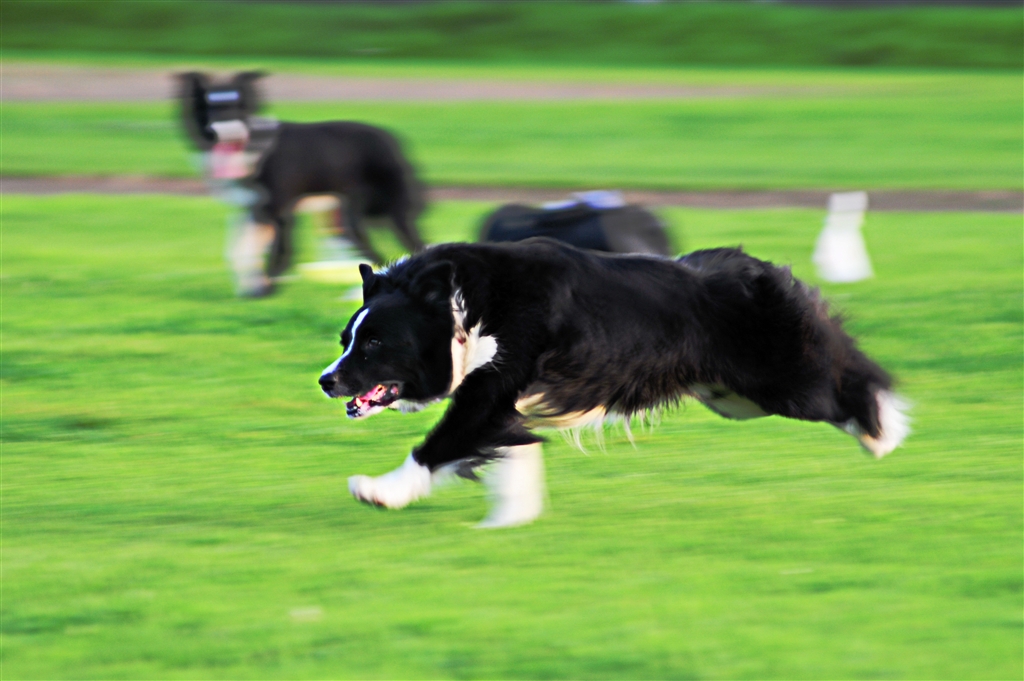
[476,443,545,529]
[348,453,432,509]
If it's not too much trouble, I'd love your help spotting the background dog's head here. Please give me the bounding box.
[319,261,455,418]
[176,71,265,150]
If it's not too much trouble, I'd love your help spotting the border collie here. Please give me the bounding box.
[177,71,426,296]
[318,240,909,527]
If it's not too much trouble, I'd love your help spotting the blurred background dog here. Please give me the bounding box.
[178,71,426,296]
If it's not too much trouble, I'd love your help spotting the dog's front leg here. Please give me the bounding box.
[346,375,513,514]
[355,369,544,525]
[348,453,438,509]
[477,443,546,529]
[227,217,275,297]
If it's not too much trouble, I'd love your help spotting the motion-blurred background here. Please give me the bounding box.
[3,2,1022,678]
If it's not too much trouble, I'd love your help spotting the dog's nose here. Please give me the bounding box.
[318,373,336,394]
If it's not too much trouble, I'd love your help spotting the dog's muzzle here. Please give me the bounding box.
[343,382,402,419]
[319,372,403,419]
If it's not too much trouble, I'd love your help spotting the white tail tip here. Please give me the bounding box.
[857,390,911,458]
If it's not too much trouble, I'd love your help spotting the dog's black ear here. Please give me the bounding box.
[360,263,380,301]
[411,260,453,305]
[176,72,215,150]
[176,71,208,91]
[231,71,266,115]
[176,72,210,108]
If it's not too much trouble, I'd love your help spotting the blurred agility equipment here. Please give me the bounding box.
[293,195,366,287]
[813,191,873,283]
[319,241,908,528]
[177,71,426,296]
[480,191,674,256]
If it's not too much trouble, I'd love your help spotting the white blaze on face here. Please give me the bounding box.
[449,291,498,393]
[321,307,370,379]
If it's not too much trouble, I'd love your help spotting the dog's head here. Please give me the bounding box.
[176,71,265,150]
[319,261,455,418]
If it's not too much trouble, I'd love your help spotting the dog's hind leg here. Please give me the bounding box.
[265,213,295,278]
[389,203,426,255]
[343,194,386,264]
[227,216,275,297]
[477,443,546,529]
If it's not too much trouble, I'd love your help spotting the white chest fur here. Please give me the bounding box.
[449,291,498,393]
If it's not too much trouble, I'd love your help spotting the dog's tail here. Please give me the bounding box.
[841,389,911,459]
[679,247,909,457]
[814,290,910,458]
[805,284,911,459]
[821,301,910,459]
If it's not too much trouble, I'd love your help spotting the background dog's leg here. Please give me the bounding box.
[477,443,545,529]
[389,204,426,255]
[228,217,275,297]
[343,194,386,263]
[265,214,294,278]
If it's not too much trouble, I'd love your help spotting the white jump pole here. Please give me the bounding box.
[812,191,873,283]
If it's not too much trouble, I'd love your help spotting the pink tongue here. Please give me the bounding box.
[351,385,387,407]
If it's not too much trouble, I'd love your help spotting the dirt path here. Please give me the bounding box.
[3,176,1020,212]
[2,63,809,102]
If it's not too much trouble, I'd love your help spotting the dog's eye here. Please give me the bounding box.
[366,338,382,348]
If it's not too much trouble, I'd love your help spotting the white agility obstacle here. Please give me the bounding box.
[812,191,873,283]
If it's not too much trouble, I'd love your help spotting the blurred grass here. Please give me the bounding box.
[2,194,1021,678]
[4,0,1021,69]
[3,69,1021,190]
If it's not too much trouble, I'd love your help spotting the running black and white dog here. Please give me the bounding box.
[318,239,909,527]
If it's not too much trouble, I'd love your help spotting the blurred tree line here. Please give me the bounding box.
[5,0,1021,69]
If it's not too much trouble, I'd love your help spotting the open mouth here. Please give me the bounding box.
[346,383,402,419]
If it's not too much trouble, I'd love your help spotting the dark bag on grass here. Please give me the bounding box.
[480,199,674,256]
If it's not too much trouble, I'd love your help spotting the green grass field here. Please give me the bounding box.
[3,69,1021,190]
[3,194,1021,679]
[4,13,1024,674]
